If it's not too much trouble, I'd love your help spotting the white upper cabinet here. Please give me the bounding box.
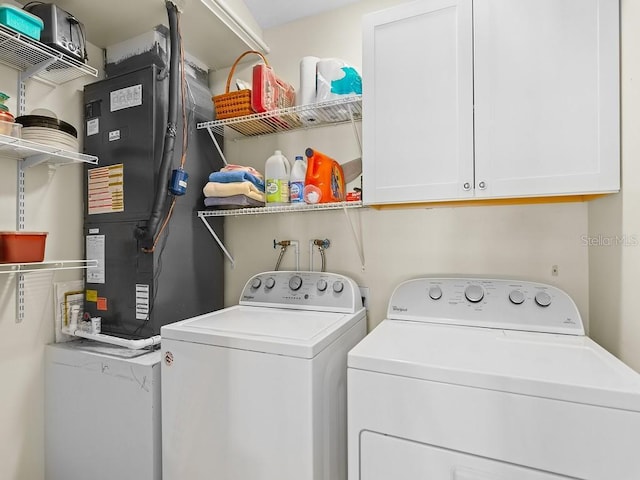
[362,0,474,204]
[362,0,620,205]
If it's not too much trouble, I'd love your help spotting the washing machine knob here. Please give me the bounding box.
[509,290,525,305]
[251,278,262,289]
[333,281,344,293]
[317,279,328,291]
[464,284,484,303]
[535,291,552,307]
[428,286,442,300]
[265,277,276,289]
[289,275,303,291]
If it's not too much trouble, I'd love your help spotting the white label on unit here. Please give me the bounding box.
[136,284,150,320]
[86,118,99,136]
[86,235,106,284]
[110,84,142,112]
[108,130,121,142]
[88,228,99,234]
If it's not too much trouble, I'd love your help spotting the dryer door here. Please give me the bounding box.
[360,431,572,479]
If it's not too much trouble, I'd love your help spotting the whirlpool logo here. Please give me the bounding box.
[242,295,255,300]
[391,305,408,312]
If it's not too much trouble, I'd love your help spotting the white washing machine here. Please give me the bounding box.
[161,270,366,480]
[348,277,640,480]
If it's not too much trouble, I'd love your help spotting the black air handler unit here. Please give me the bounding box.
[83,65,224,339]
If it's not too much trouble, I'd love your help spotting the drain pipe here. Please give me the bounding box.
[136,0,181,247]
[65,329,161,350]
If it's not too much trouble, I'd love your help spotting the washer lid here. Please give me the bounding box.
[348,320,640,411]
[162,305,365,359]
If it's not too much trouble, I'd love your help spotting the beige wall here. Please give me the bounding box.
[0,43,103,479]
[589,0,640,371]
[213,0,591,334]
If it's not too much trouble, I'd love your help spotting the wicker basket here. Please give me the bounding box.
[213,50,268,120]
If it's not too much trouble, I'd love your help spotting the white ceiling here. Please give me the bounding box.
[243,0,363,29]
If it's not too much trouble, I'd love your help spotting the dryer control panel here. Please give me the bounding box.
[240,271,363,313]
[387,277,584,335]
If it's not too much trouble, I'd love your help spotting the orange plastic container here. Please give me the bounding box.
[303,148,345,204]
[0,232,47,263]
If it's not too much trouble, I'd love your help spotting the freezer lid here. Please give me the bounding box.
[348,320,640,411]
[161,305,365,358]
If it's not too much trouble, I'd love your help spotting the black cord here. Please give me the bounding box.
[22,1,44,11]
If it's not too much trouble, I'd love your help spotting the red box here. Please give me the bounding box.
[252,64,296,113]
[0,232,47,263]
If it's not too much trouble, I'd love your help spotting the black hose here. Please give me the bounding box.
[136,0,180,246]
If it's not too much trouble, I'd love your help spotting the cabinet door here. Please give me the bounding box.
[362,0,474,205]
[473,0,620,199]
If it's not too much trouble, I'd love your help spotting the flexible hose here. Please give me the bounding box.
[274,246,287,271]
[136,1,180,246]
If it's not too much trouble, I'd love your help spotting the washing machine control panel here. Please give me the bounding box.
[387,277,584,335]
[240,271,363,313]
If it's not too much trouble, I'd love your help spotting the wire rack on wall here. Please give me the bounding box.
[0,24,97,84]
[198,95,362,137]
[198,200,363,217]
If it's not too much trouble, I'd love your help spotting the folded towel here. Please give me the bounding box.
[221,164,264,180]
[204,194,265,209]
[203,181,265,202]
[208,171,265,191]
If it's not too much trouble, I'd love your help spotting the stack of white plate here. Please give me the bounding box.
[16,114,79,153]
[21,127,79,152]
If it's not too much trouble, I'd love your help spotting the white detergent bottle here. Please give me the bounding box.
[265,150,291,205]
[289,155,307,204]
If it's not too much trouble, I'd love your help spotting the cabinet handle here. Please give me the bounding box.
[463,182,471,191]
[478,181,487,190]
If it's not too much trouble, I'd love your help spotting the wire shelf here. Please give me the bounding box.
[0,24,97,84]
[198,96,362,137]
[0,259,97,275]
[198,201,363,217]
[0,133,97,167]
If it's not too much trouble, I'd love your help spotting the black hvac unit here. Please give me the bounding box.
[82,63,224,339]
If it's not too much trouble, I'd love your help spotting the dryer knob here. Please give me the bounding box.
[265,277,276,289]
[464,284,484,303]
[535,291,552,307]
[289,275,303,291]
[251,278,262,289]
[333,281,344,293]
[317,279,328,292]
[428,286,442,300]
[509,290,525,305]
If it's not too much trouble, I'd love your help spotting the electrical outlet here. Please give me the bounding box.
[359,286,369,309]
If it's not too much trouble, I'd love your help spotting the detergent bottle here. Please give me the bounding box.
[304,148,345,204]
[265,150,290,205]
[289,155,307,204]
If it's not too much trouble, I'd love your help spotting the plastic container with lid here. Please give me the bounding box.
[0,106,16,136]
[0,119,21,137]
[0,4,44,40]
[265,150,290,205]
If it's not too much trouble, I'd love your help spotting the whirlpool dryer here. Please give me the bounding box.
[348,277,640,480]
[161,271,367,480]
